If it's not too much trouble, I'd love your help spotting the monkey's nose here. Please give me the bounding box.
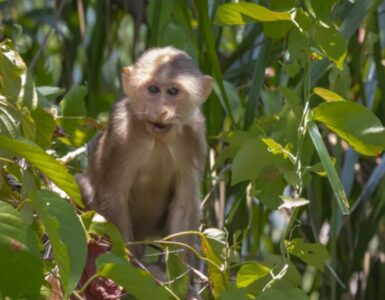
[160,111,168,121]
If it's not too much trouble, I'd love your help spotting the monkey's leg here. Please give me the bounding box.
[167,172,200,259]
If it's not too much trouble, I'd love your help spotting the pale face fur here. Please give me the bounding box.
[122,47,212,141]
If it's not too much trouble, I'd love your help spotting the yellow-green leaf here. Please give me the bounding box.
[215,3,291,25]
[313,87,345,102]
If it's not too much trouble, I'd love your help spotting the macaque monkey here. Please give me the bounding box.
[76,47,211,270]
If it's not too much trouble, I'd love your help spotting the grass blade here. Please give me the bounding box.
[307,120,350,214]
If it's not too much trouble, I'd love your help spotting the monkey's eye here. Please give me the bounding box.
[148,85,160,94]
[167,87,179,96]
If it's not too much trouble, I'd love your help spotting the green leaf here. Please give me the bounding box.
[262,254,302,287]
[0,103,19,138]
[96,253,170,300]
[263,21,293,39]
[236,262,270,288]
[0,39,37,109]
[315,25,347,69]
[36,86,66,101]
[313,87,345,102]
[279,87,302,119]
[312,101,385,156]
[218,288,253,300]
[60,85,87,117]
[0,135,83,207]
[31,107,56,149]
[308,121,350,214]
[0,201,43,299]
[89,220,127,259]
[165,247,189,299]
[257,280,309,300]
[232,139,287,185]
[286,238,329,271]
[201,230,229,298]
[215,3,291,25]
[32,190,87,297]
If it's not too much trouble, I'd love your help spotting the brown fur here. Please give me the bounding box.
[77,47,212,257]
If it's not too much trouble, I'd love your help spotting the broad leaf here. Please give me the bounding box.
[0,201,43,299]
[0,135,83,207]
[96,253,170,300]
[286,238,329,271]
[312,101,385,156]
[32,190,87,297]
[313,87,345,102]
[215,3,291,25]
[236,262,270,288]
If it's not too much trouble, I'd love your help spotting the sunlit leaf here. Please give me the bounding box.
[0,39,37,109]
[215,3,291,25]
[0,135,83,207]
[236,262,270,288]
[201,231,229,298]
[278,196,310,209]
[312,101,385,156]
[313,87,345,102]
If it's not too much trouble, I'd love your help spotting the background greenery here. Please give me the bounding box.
[1,0,385,299]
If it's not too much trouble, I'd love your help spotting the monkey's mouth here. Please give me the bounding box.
[148,121,173,133]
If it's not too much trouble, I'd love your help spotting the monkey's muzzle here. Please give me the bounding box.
[148,121,173,133]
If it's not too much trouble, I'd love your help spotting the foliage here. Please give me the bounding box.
[1,0,385,299]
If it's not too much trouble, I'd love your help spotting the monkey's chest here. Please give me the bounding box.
[129,146,177,237]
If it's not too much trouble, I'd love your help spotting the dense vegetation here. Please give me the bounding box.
[1,0,385,299]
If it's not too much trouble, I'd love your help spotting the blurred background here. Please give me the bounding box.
[2,0,385,299]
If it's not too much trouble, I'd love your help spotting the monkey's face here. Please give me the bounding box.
[121,48,212,138]
[132,78,194,136]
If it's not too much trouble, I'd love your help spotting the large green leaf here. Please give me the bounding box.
[96,253,170,300]
[236,262,270,288]
[215,3,291,25]
[0,39,37,110]
[0,201,43,299]
[32,191,87,297]
[231,139,284,184]
[0,135,83,207]
[286,238,329,271]
[60,85,87,117]
[312,101,385,156]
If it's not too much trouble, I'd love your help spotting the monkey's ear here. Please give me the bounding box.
[122,66,133,79]
[201,75,213,102]
[122,66,133,95]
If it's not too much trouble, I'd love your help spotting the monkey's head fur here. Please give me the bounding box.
[122,47,212,137]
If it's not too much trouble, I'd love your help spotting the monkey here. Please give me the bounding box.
[76,47,212,294]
